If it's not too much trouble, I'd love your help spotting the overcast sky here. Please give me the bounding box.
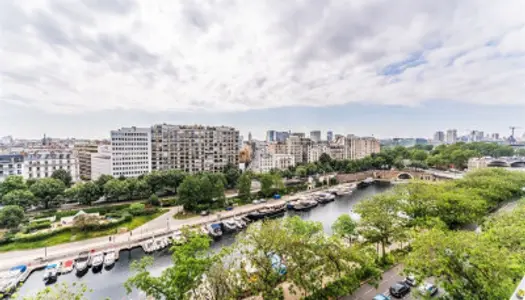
[1,0,525,140]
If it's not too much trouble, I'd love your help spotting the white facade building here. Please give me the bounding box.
[446,129,457,144]
[110,127,152,178]
[0,154,24,182]
[23,150,78,181]
[91,145,112,180]
[253,153,295,173]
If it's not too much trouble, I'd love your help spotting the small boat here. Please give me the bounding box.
[91,252,104,271]
[155,238,165,250]
[75,251,91,274]
[222,219,239,232]
[315,193,336,204]
[59,260,74,274]
[104,250,117,268]
[292,199,318,211]
[142,239,156,253]
[206,223,223,238]
[357,177,375,189]
[172,230,186,245]
[43,263,59,284]
[286,199,301,209]
[247,205,286,221]
[233,217,246,229]
[0,265,27,295]
[241,216,252,224]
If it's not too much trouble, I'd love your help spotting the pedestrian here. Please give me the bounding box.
[130,231,133,236]
[109,236,112,242]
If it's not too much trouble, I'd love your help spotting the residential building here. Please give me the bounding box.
[266,130,276,142]
[253,153,295,173]
[268,142,287,155]
[433,131,445,144]
[23,150,78,181]
[350,136,381,159]
[74,144,99,180]
[273,154,295,170]
[309,130,321,143]
[0,154,24,182]
[275,131,290,143]
[308,143,329,163]
[110,127,152,178]
[91,145,112,180]
[327,131,333,143]
[150,124,239,173]
[446,129,457,144]
[286,136,304,164]
[290,132,306,138]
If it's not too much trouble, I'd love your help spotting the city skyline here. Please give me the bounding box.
[1,1,525,140]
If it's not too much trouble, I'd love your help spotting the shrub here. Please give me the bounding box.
[149,194,160,206]
[128,203,145,216]
[105,212,123,219]
[160,197,178,207]
[23,221,52,233]
[15,227,70,243]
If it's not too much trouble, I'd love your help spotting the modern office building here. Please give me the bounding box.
[0,154,24,182]
[309,130,321,143]
[433,131,445,144]
[91,145,112,180]
[110,127,152,178]
[23,150,79,181]
[327,131,333,143]
[446,129,458,144]
[275,131,290,143]
[266,130,276,142]
[150,124,239,173]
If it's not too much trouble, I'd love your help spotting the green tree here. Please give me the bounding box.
[75,182,100,205]
[410,149,428,162]
[405,228,523,300]
[144,171,165,195]
[94,174,113,190]
[149,194,160,206]
[128,203,145,216]
[0,205,24,229]
[236,173,252,202]
[30,178,66,209]
[295,166,307,178]
[259,173,275,198]
[0,176,27,196]
[164,170,187,194]
[26,178,37,188]
[1,190,36,209]
[51,169,73,188]
[177,176,205,211]
[12,282,91,299]
[125,231,214,299]
[319,153,332,165]
[354,193,407,261]
[332,214,357,244]
[223,163,241,189]
[103,179,128,202]
[126,178,151,200]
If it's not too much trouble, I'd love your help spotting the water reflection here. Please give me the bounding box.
[17,184,390,299]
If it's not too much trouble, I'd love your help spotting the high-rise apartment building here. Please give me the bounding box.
[286,136,304,164]
[110,127,152,178]
[349,137,381,160]
[151,124,239,173]
[446,129,457,144]
[309,130,321,143]
[433,131,445,144]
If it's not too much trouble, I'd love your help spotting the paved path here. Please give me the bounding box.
[0,191,300,270]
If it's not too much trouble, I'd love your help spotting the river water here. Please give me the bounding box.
[17,184,391,299]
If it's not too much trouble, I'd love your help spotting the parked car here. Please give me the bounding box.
[373,294,391,300]
[224,206,233,211]
[389,281,411,298]
[405,275,417,286]
[259,198,266,203]
[252,200,260,204]
[418,282,438,297]
[200,211,209,216]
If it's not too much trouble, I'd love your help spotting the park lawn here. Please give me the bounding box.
[0,210,167,252]
[173,212,199,220]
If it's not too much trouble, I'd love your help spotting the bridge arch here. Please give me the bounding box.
[397,173,413,180]
[487,160,509,167]
[510,161,525,168]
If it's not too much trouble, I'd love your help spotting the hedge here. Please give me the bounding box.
[76,214,132,231]
[15,227,70,243]
[23,221,52,233]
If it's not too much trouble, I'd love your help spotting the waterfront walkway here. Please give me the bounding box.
[0,194,294,271]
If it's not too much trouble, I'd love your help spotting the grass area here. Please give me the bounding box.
[0,210,167,252]
[173,212,199,220]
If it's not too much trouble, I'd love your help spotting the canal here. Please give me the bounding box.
[17,184,391,299]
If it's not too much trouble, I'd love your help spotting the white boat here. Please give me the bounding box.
[43,263,59,283]
[206,223,223,238]
[104,250,117,267]
[91,252,104,270]
[222,219,238,232]
[75,251,91,274]
[142,239,156,253]
[172,230,185,245]
[59,260,74,274]
[155,238,165,250]
[315,193,335,204]
[0,265,28,294]
[233,217,246,228]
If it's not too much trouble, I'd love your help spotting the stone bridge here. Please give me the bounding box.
[335,170,444,183]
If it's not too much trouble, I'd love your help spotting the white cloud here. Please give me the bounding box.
[1,0,524,114]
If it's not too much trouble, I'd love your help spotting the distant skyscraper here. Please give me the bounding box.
[446,129,457,144]
[266,130,275,142]
[275,131,289,143]
[491,133,500,141]
[248,132,252,142]
[309,130,321,143]
[433,131,445,143]
[327,131,333,142]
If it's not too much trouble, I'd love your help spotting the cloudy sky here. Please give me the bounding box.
[1,0,525,140]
